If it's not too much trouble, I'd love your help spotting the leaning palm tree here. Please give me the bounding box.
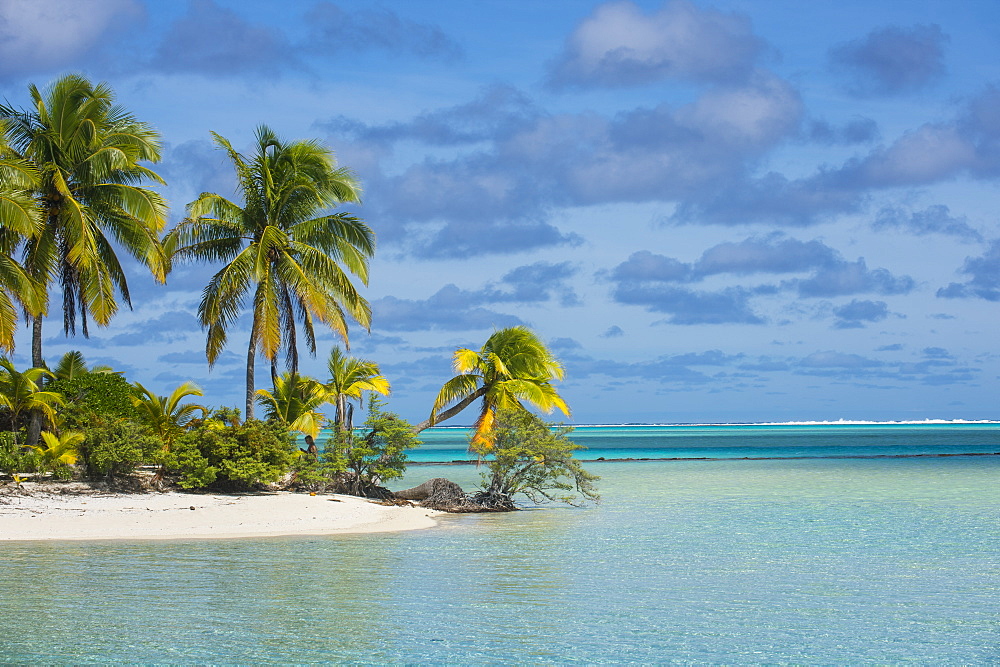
[0,74,168,368]
[166,125,374,419]
[256,372,328,439]
[324,346,390,434]
[415,326,570,452]
[0,357,64,444]
[0,118,44,353]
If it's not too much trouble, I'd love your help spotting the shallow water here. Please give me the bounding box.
[1,456,998,663]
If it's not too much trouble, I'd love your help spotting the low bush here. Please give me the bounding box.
[166,419,296,490]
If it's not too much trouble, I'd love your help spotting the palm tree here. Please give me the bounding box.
[166,125,374,419]
[132,381,208,450]
[31,430,83,468]
[0,74,168,368]
[256,372,328,439]
[51,350,116,379]
[0,118,44,353]
[325,346,390,434]
[0,357,64,443]
[415,326,571,451]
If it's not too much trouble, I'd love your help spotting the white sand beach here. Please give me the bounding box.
[0,488,440,541]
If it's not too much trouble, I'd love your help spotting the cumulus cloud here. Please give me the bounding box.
[152,0,297,76]
[547,0,763,88]
[305,2,461,61]
[600,325,625,338]
[373,288,523,332]
[0,0,142,79]
[873,205,982,242]
[830,24,947,96]
[675,86,1000,227]
[612,284,765,325]
[832,299,889,329]
[370,262,579,331]
[109,310,200,346]
[323,85,536,147]
[694,236,839,276]
[937,239,1000,301]
[793,259,914,298]
[329,74,801,254]
[608,236,915,324]
[609,236,913,297]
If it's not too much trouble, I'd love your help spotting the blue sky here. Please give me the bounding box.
[2,0,999,424]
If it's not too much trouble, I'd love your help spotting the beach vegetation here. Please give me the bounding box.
[165,125,374,420]
[52,350,116,380]
[418,326,570,451]
[325,346,390,434]
[0,358,63,443]
[132,381,207,449]
[256,372,328,439]
[471,408,598,510]
[324,395,420,497]
[47,370,139,430]
[30,430,82,479]
[165,419,296,490]
[80,420,161,481]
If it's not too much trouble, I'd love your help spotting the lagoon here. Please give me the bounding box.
[2,443,998,662]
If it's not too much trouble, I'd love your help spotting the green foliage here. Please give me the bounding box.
[290,454,341,492]
[425,326,570,450]
[81,421,161,480]
[475,408,599,509]
[166,419,296,490]
[256,372,328,438]
[0,431,41,477]
[49,372,139,429]
[328,396,420,497]
[132,380,207,449]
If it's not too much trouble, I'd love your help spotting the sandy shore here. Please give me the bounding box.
[0,487,440,541]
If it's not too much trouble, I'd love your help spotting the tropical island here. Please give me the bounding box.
[0,75,597,538]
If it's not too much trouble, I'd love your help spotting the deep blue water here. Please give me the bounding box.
[402,422,1000,462]
[2,425,998,663]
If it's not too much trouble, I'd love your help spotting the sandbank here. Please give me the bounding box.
[0,487,440,541]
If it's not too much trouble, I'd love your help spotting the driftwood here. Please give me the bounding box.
[393,477,514,513]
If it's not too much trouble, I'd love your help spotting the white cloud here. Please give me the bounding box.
[0,0,142,77]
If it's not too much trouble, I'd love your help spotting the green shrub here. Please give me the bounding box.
[48,373,139,429]
[167,419,295,490]
[473,408,599,510]
[81,421,161,480]
[0,431,41,477]
[327,397,420,497]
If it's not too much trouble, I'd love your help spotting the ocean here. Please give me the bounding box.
[1,423,998,663]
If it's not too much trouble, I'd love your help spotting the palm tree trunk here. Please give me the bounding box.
[27,316,45,448]
[31,315,43,368]
[411,386,487,433]
[246,334,256,420]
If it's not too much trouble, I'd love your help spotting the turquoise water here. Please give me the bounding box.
[402,422,1000,462]
[1,428,999,663]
